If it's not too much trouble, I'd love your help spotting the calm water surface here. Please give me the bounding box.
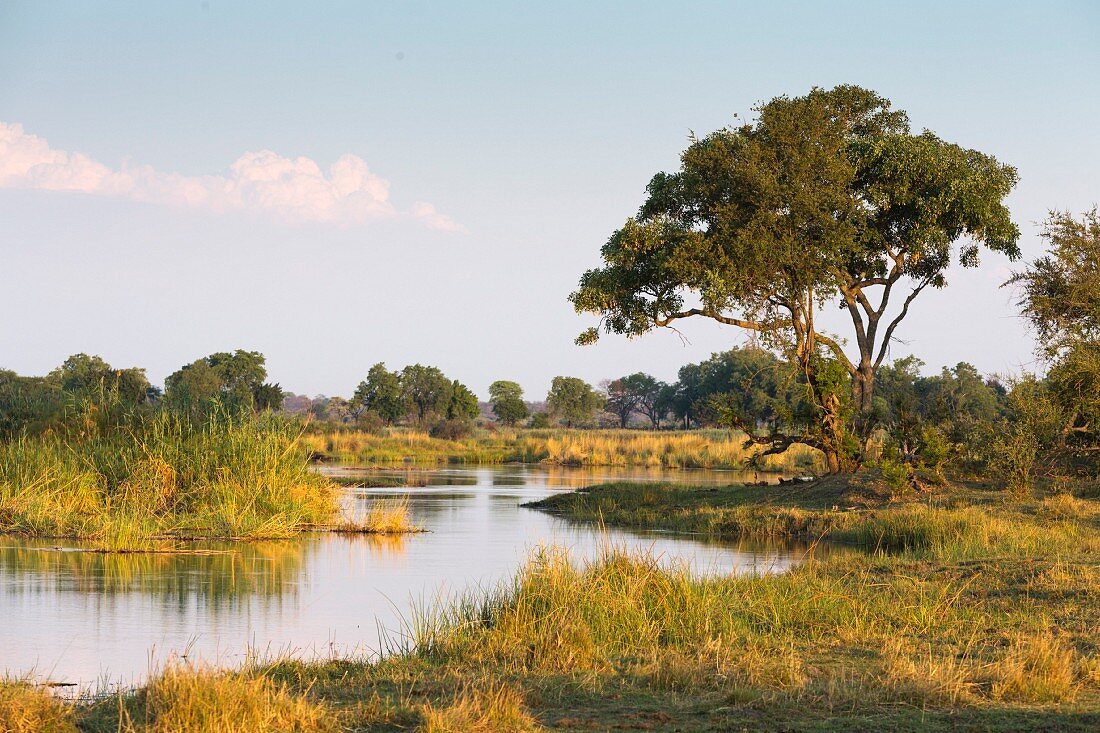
[0,466,810,690]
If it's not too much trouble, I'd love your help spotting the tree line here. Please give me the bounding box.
[0,350,285,437]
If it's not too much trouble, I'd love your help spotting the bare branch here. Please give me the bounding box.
[874,278,932,369]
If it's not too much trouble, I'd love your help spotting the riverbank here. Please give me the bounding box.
[9,474,1099,731]
[302,427,823,473]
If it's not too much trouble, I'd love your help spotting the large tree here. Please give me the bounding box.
[571,85,1019,471]
[603,377,642,428]
[447,380,480,421]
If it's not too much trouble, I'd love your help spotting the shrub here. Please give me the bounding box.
[429,419,474,441]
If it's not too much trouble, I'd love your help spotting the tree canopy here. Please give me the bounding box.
[164,349,283,418]
[571,85,1019,471]
[352,363,406,425]
[489,380,529,426]
[546,376,603,428]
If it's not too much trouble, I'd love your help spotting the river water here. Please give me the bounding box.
[0,465,810,691]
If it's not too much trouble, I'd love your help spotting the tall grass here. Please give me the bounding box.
[0,413,338,550]
[0,680,76,733]
[302,427,823,472]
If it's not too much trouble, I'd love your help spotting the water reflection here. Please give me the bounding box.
[1,465,811,691]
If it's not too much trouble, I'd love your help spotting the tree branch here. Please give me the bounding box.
[654,308,775,332]
[873,278,932,369]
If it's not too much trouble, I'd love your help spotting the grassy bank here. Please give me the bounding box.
[0,415,414,551]
[303,427,823,472]
[9,476,1100,731]
[526,478,1100,559]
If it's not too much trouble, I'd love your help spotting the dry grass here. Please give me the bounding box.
[117,664,336,733]
[330,497,420,534]
[0,681,77,733]
[420,683,540,733]
[302,428,824,472]
[989,633,1080,703]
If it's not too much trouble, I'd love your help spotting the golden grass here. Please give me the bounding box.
[24,481,1100,731]
[0,681,77,733]
[420,683,540,733]
[0,415,339,550]
[302,427,824,472]
[119,664,336,733]
[330,497,419,534]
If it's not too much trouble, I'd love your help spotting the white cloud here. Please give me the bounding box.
[0,122,465,231]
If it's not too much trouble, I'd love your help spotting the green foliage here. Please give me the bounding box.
[1012,210,1100,460]
[488,380,529,426]
[165,350,282,421]
[672,347,805,431]
[986,377,1066,494]
[446,380,480,421]
[0,354,153,438]
[399,364,454,425]
[546,376,604,428]
[352,363,406,425]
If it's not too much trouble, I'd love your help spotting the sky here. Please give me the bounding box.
[1,1,1098,400]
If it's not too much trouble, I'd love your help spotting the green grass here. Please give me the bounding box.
[17,475,1100,731]
[0,414,343,550]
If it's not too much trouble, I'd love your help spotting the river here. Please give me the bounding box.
[0,465,813,691]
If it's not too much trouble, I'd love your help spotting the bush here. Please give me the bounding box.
[429,419,474,441]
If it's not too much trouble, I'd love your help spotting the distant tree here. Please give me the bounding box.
[50,353,151,406]
[619,373,670,429]
[447,380,480,421]
[570,85,1019,472]
[252,382,285,412]
[603,378,640,428]
[164,349,278,419]
[1011,210,1100,455]
[650,383,678,429]
[352,363,405,425]
[400,364,454,425]
[547,376,603,428]
[0,370,63,436]
[489,380,529,426]
[306,395,351,423]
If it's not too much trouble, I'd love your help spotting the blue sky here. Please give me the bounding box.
[1,1,1098,399]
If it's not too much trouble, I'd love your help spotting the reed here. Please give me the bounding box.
[330,497,420,534]
[0,414,338,550]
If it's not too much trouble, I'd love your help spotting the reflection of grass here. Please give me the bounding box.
[304,428,822,473]
[0,415,338,551]
[38,479,1100,732]
[0,540,306,602]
